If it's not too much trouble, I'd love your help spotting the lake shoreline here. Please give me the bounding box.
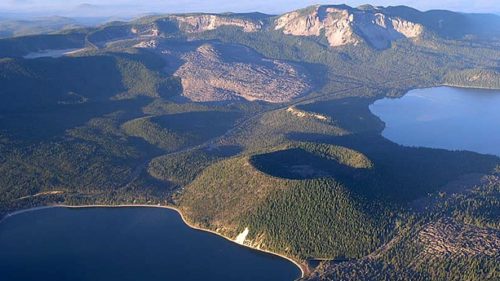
[0,204,307,278]
[370,85,500,158]
[442,83,500,91]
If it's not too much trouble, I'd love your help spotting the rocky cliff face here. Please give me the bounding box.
[126,14,262,42]
[171,14,262,33]
[275,6,359,47]
[274,5,423,49]
[174,43,310,103]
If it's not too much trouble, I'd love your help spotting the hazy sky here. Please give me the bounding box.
[1,0,499,17]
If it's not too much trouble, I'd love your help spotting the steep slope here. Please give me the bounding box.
[170,14,263,33]
[249,142,373,180]
[177,144,390,260]
[86,13,265,48]
[274,4,500,49]
[274,4,423,49]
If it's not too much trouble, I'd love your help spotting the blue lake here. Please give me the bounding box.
[369,86,500,157]
[0,207,300,281]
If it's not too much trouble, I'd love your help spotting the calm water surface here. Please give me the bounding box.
[23,48,84,59]
[370,86,500,157]
[0,207,300,281]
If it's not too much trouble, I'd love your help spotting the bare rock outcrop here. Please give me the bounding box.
[128,14,262,45]
[172,15,262,33]
[274,5,423,49]
[275,6,359,47]
[174,43,311,103]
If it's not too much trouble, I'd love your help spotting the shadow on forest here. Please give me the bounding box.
[281,96,500,202]
[287,132,499,202]
[0,98,152,141]
[297,97,384,134]
[250,147,368,180]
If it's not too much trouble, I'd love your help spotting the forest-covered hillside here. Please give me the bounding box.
[0,4,499,281]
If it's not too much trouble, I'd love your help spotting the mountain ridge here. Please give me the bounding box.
[2,3,500,54]
[128,4,500,50]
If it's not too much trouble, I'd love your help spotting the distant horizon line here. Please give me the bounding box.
[1,2,499,20]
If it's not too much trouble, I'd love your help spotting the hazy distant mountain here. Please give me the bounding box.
[0,16,114,38]
[382,5,500,39]
[0,16,80,38]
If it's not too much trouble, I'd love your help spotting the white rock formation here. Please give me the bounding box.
[274,5,423,49]
[235,227,250,245]
[172,15,262,33]
[287,107,328,121]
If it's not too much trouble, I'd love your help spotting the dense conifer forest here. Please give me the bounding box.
[0,6,499,280]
